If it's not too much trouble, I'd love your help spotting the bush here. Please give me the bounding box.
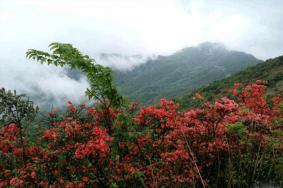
[0,82,283,187]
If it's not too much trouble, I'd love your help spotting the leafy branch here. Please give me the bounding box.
[26,42,123,108]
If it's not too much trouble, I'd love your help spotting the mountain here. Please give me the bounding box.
[178,55,283,109]
[114,42,262,105]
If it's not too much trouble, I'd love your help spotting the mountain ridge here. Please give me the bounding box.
[178,55,283,109]
[114,42,262,105]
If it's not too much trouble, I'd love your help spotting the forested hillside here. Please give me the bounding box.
[178,55,283,109]
[114,43,261,105]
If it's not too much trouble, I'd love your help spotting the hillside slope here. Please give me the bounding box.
[178,55,283,109]
[114,43,261,105]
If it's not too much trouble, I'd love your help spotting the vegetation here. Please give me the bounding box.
[114,42,261,105]
[0,88,38,126]
[26,43,123,134]
[0,88,38,167]
[178,55,283,109]
[0,43,282,188]
[26,43,123,109]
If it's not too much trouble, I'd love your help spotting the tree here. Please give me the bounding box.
[0,88,38,126]
[26,43,123,109]
[0,88,38,164]
[26,43,124,134]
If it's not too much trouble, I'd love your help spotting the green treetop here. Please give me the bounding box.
[26,42,123,109]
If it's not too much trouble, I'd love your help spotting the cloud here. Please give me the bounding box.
[2,0,282,58]
[95,54,157,71]
[0,0,282,107]
[0,57,89,108]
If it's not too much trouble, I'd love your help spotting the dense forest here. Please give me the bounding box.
[0,43,282,188]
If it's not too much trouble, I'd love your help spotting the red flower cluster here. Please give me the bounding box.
[0,82,282,187]
[74,127,112,159]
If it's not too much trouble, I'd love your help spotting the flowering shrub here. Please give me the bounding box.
[0,82,282,187]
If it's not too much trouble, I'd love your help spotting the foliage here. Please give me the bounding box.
[1,81,282,188]
[0,43,282,187]
[0,88,38,126]
[26,43,124,134]
[178,55,283,109]
[0,88,38,172]
[26,42,123,108]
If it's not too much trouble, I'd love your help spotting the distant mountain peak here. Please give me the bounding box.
[197,42,226,49]
[114,43,262,105]
[175,42,227,56]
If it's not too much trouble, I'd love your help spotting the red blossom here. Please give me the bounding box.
[30,171,36,179]
[10,178,24,186]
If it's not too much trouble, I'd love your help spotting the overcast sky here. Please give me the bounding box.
[1,0,283,107]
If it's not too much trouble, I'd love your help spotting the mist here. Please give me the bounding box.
[1,0,283,108]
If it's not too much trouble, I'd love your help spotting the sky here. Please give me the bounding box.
[1,0,283,107]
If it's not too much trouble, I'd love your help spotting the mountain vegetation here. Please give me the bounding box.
[114,42,261,105]
[0,43,282,188]
[178,55,283,109]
